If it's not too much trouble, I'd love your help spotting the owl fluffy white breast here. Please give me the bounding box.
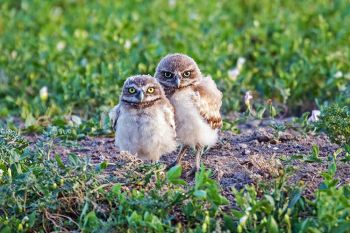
[170,78,220,147]
[109,75,177,161]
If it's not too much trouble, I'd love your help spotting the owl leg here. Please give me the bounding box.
[176,145,189,164]
[195,145,204,172]
[167,145,189,169]
[186,144,203,177]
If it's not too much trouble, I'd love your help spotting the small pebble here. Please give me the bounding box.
[238,143,248,149]
[243,149,251,155]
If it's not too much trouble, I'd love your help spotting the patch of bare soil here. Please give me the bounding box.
[40,122,350,202]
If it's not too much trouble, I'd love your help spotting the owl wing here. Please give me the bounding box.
[163,100,176,130]
[193,76,223,129]
[109,104,121,131]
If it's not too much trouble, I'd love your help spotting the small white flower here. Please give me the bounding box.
[228,68,240,81]
[239,215,248,225]
[80,58,88,67]
[308,110,321,122]
[168,0,176,7]
[228,57,246,81]
[39,86,49,102]
[244,91,253,106]
[52,7,62,17]
[253,20,260,27]
[0,169,3,177]
[11,50,17,59]
[71,115,82,126]
[334,71,343,78]
[74,29,88,39]
[236,57,246,70]
[56,41,66,51]
[227,43,234,52]
[124,40,131,50]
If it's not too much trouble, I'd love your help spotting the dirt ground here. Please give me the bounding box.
[38,120,350,203]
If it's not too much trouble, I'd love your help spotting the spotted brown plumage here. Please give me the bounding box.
[192,77,223,130]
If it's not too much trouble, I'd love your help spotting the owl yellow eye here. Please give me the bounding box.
[147,87,155,93]
[164,72,173,78]
[128,87,136,94]
[183,71,191,78]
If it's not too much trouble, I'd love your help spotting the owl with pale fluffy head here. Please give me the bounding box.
[109,75,177,161]
[155,53,222,175]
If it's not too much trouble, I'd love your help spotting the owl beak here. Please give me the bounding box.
[175,76,181,88]
[136,91,144,102]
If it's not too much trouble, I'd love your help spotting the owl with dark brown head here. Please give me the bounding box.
[109,74,177,161]
[155,53,222,174]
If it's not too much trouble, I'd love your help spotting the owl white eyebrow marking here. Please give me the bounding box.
[125,84,139,89]
[183,69,195,73]
[160,70,174,73]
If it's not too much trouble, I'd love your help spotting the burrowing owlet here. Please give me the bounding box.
[109,75,177,161]
[155,53,222,175]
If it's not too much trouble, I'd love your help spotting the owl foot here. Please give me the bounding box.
[186,145,203,177]
[166,145,189,170]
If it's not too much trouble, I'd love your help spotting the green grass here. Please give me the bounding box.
[1,0,349,123]
[0,129,349,232]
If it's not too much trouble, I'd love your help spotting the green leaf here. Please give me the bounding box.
[68,153,79,166]
[312,145,319,157]
[194,190,207,198]
[166,165,182,182]
[83,211,100,228]
[169,178,186,185]
[112,183,122,195]
[332,222,350,233]
[55,154,65,169]
[128,211,142,224]
[0,226,11,233]
[95,161,108,172]
[288,190,301,208]
[28,211,37,227]
[268,216,279,233]
[264,195,275,208]
[344,144,350,153]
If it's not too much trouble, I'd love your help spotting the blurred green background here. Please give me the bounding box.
[0,0,349,123]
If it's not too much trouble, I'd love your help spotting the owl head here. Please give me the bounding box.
[121,75,165,107]
[155,53,201,90]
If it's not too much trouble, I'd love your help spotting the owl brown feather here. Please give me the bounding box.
[109,104,121,131]
[192,77,222,129]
